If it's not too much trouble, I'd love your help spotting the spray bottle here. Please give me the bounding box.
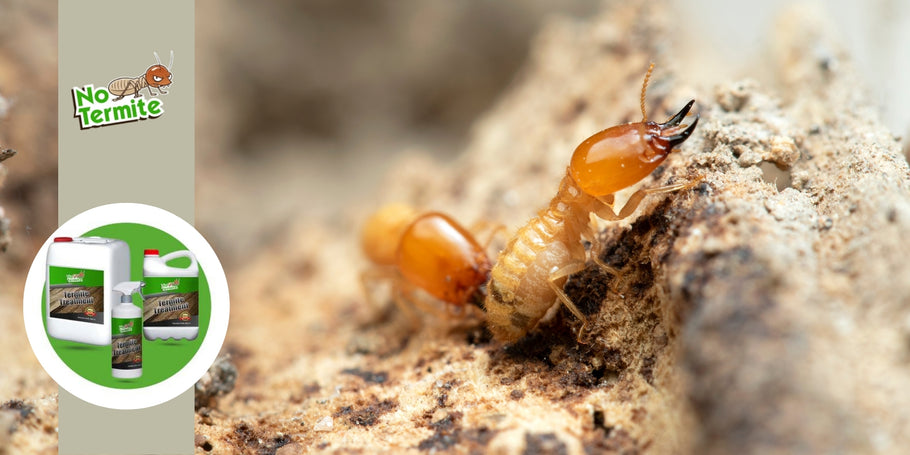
[112,281,144,379]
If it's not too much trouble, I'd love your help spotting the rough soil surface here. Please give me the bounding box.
[1,137,12,253]
[3,2,910,455]
[0,0,58,269]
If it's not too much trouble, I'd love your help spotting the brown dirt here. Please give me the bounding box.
[187,3,910,454]
[3,2,910,455]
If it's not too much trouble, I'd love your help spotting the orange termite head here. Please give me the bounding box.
[361,203,419,266]
[145,65,172,88]
[395,212,491,307]
[570,64,698,197]
[569,100,698,197]
[569,100,699,197]
[146,51,174,88]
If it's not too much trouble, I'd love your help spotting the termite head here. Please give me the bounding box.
[569,64,699,197]
[146,51,174,88]
[361,203,419,266]
[145,65,172,88]
[569,102,698,197]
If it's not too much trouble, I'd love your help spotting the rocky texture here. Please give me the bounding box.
[4,2,910,454]
[186,3,910,454]
[0,88,12,253]
[0,143,11,253]
[678,9,910,453]
[0,0,58,269]
[0,397,57,455]
[196,356,239,411]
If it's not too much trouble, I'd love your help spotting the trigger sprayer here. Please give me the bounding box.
[112,281,144,379]
[114,281,145,303]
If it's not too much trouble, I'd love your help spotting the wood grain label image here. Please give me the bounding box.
[48,266,104,324]
[111,317,142,370]
[143,277,198,327]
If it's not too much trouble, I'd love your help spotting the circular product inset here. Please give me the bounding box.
[23,203,229,410]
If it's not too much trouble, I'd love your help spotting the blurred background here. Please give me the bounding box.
[0,0,907,275]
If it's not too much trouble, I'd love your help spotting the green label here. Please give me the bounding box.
[112,317,141,336]
[143,276,199,327]
[145,276,197,294]
[48,266,104,324]
[112,317,142,371]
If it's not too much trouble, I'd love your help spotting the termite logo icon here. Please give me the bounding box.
[65,270,85,283]
[119,321,134,333]
[71,51,174,129]
[160,278,180,292]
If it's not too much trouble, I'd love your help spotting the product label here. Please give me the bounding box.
[48,266,104,324]
[143,276,199,327]
[111,317,142,370]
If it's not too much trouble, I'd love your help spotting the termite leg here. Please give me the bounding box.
[594,178,702,222]
[547,262,590,342]
[362,267,442,325]
[580,217,625,298]
[112,95,124,102]
[590,254,621,277]
[588,253,625,299]
[443,299,482,323]
[397,285,451,322]
[391,285,422,327]
[359,266,397,310]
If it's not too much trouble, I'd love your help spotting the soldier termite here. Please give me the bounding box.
[483,64,701,342]
[108,51,174,101]
[360,204,496,321]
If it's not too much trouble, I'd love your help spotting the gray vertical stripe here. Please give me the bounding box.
[58,1,195,453]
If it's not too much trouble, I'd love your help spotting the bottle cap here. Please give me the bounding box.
[144,249,159,255]
[53,237,73,242]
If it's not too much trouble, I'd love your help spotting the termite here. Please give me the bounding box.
[483,64,700,342]
[361,204,495,320]
[108,51,174,101]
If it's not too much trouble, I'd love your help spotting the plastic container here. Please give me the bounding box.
[142,249,199,340]
[46,237,130,345]
[111,281,144,378]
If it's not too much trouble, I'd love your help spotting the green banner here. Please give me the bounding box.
[49,266,103,287]
[144,276,198,294]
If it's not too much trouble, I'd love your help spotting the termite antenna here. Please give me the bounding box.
[168,50,174,70]
[641,62,654,123]
[154,51,161,66]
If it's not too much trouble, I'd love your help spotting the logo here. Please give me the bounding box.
[178,311,191,322]
[66,270,85,283]
[84,307,96,317]
[160,278,180,292]
[118,321,134,333]
[72,51,174,129]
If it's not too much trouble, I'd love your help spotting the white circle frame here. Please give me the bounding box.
[23,203,230,410]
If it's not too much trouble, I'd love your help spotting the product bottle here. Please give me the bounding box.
[111,281,144,379]
[46,236,130,346]
[143,249,199,340]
